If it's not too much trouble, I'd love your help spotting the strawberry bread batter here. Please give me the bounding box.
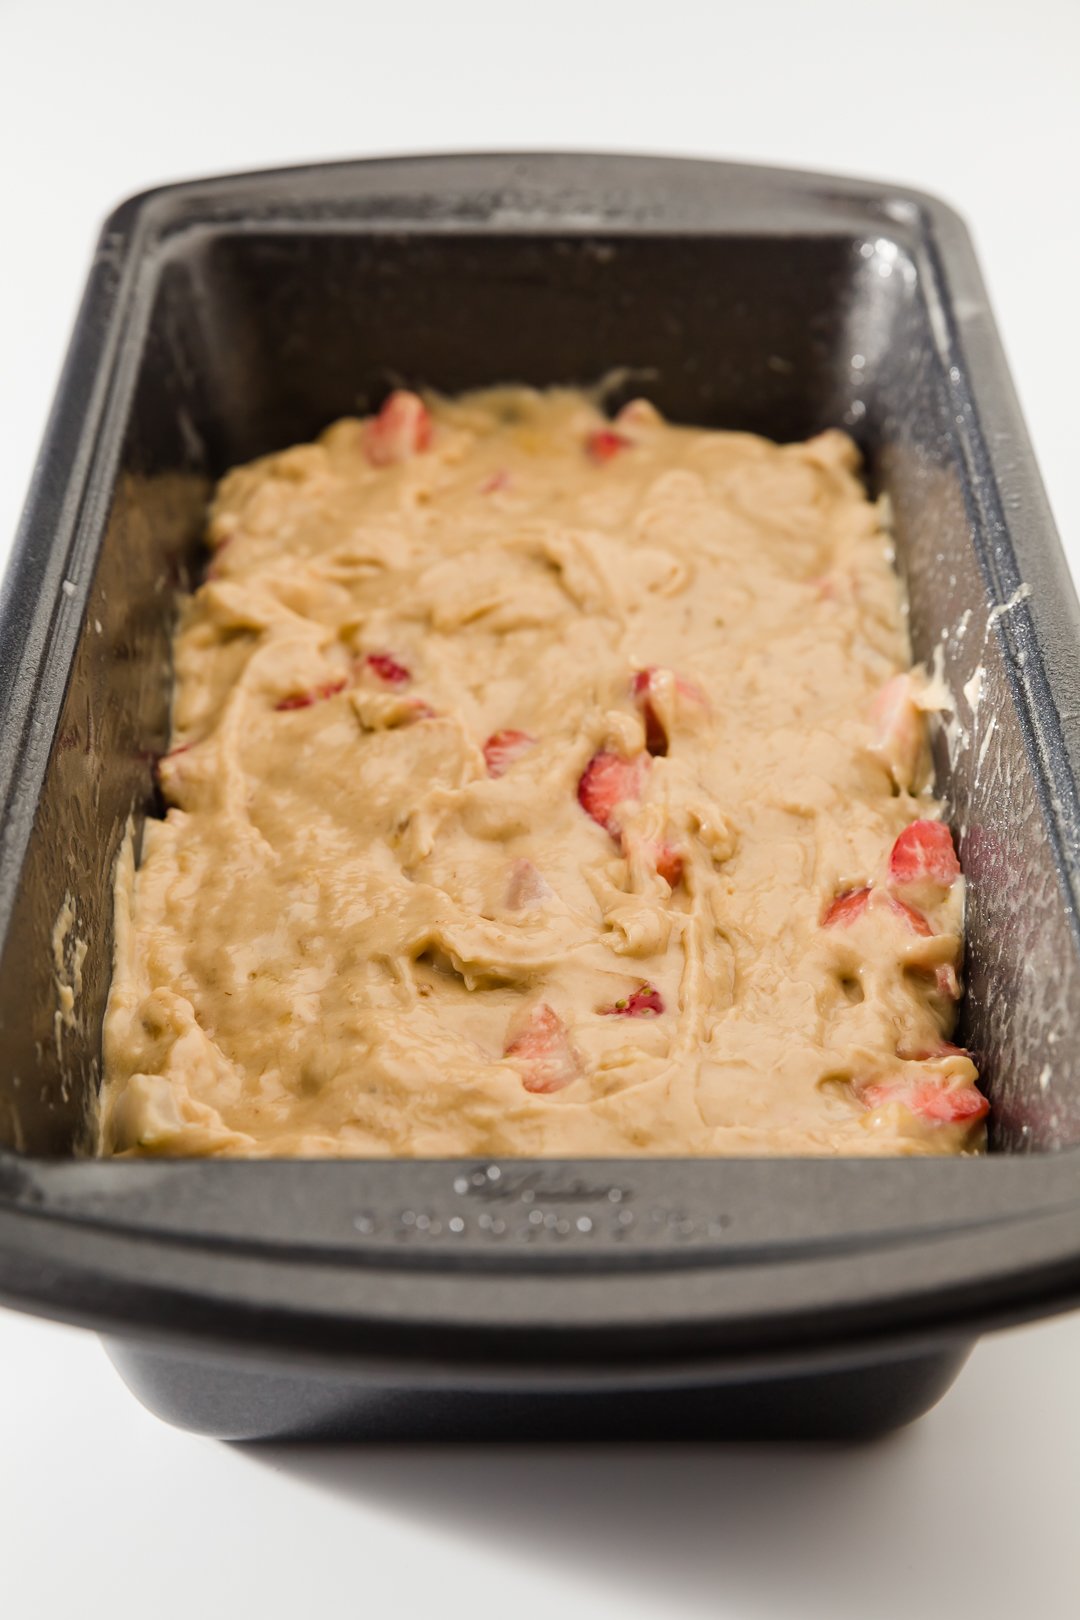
[100,388,986,1157]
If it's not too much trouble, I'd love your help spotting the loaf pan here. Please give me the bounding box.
[3,153,1080,1442]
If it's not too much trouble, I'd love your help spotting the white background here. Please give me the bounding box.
[1,0,1079,1615]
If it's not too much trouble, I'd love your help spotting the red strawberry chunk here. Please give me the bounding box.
[483,728,536,778]
[631,667,708,707]
[936,964,961,1000]
[577,750,648,837]
[881,892,933,936]
[585,428,631,464]
[631,667,708,756]
[888,820,961,892]
[205,532,236,579]
[154,741,192,793]
[364,390,433,466]
[615,398,659,428]
[911,1080,987,1122]
[504,1003,579,1094]
[883,895,960,999]
[505,859,552,910]
[883,896,961,997]
[602,983,665,1017]
[274,678,347,712]
[822,884,942,941]
[631,669,669,756]
[809,575,839,602]
[652,843,684,888]
[862,1076,988,1125]
[365,652,412,687]
[638,696,668,756]
[623,831,684,888]
[822,886,872,927]
[870,673,924,788]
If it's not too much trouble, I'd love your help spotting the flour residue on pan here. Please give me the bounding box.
[987,581,1033,629]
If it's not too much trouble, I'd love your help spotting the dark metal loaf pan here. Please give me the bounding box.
[2,153,1080,1442]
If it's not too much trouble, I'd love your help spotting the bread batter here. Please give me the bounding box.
[100,388,986,1157]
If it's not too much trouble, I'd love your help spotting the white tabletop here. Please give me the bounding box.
[2,0,1079,1614]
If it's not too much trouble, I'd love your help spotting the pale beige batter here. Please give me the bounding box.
[100,388,986,1158]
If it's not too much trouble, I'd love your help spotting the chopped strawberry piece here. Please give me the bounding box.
[154,741,192,792]
[636,692,668,756]
[364,391,433,466]
[480,469,510,494]
[870,673,924,789]
[631,667,706,703]
[364,652,412,687]
[630,666,707,757]
[505,859,552,910]
[504,1003,579,1094]
[888,820,961,892]
[602,983,665,1017]
[822,886,872,927]
[483,728,536,778]
[898,945,960,1001]
[631,668,669,756]
[204,530,235,581]
[585,428,631,464]
[577,750,648,837]
[887,894,962,998]
[653,843,684,888]
[822,885,942,939]
[911,1080,986,1122]
[808,575,839,602]
[881,891,933,936]
[936,964,961,1000]
[623,831,684,888]
[862,1076,988,1125]
[615,398,660,428]
[274,678,347,712]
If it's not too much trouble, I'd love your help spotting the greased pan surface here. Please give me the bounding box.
[2,154,1080,1438]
